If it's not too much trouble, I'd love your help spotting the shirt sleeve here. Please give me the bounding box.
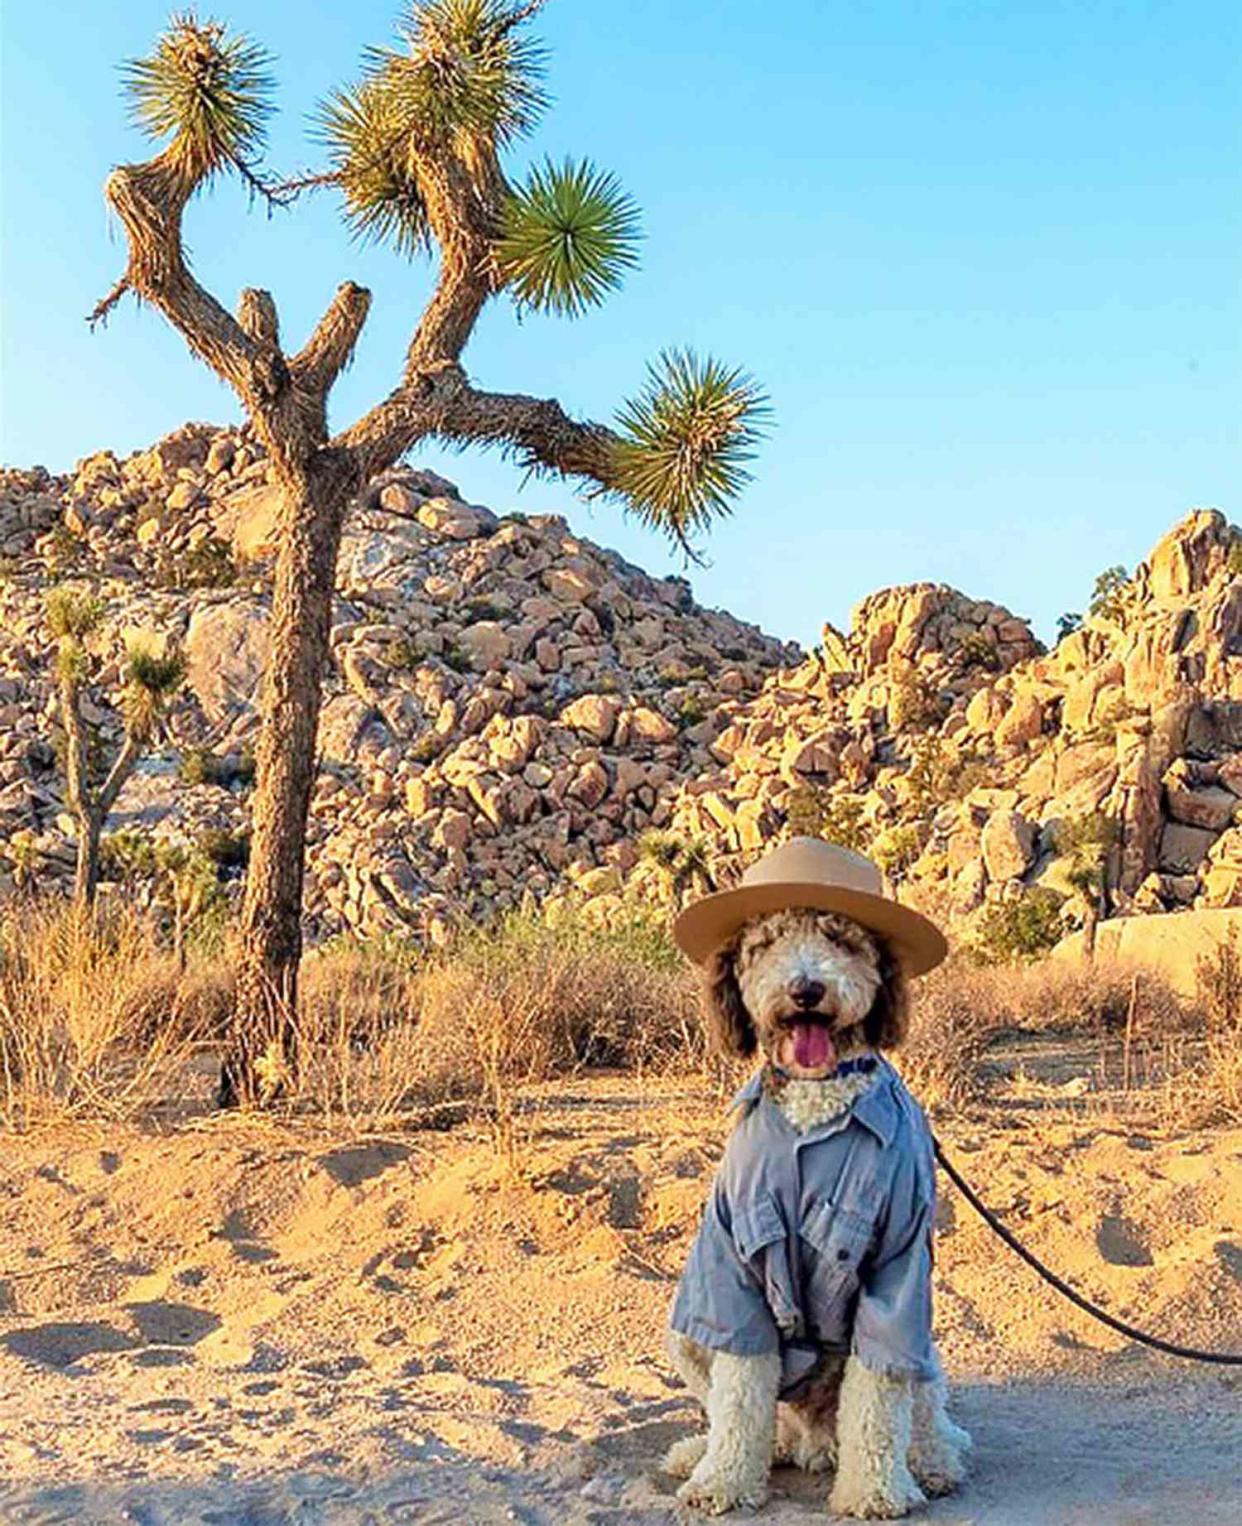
[668,1178,783,1358]
[850,1143,940,1382]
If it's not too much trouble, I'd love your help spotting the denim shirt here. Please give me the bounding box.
[669,1059,939,1396]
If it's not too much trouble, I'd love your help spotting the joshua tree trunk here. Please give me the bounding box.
[73,809,103,910]
[1082,897,1100,961]
[221,454,358,1106]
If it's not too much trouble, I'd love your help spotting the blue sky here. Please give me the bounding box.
[2,1,1238,649]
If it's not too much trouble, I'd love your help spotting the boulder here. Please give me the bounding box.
[1051,907,1242,999]
[184,599,268,725]
[560,694,622,743]
[980,809,1036,882]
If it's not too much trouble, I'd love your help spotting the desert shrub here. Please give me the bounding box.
[903,956,1192,1113]
[638,830,715,903]
[903,736,988,816]
[195,828,249,870]
[178,535,236,588]
[971,888,1065,964]
[956,631,1001,672]
[0,904,229,1128]
[888,670,946,731]
[1088,564,1129,623]
[1056,611,1082,642]
[785,788,870,850]
[871,824,924,880]
[293,909,701,1138]
[1183,927,1242,1125]
[179,747,255,789]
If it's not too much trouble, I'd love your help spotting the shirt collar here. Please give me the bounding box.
[730,1059,899,1148]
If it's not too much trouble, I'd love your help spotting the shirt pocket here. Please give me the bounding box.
[800,1197,878,1332]
[732,1191,799,1333]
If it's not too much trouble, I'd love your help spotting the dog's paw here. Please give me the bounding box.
[663,1433,709,1479]
[677,1469,768,1515]
[829,1465,926,1520]
[909,1418,971,1497]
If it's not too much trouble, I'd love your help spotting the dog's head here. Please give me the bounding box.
[704,908,907,1076]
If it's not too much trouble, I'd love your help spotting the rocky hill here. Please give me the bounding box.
[630,508,1242,945]
[0,426,797,941]
[1,425,1238,948]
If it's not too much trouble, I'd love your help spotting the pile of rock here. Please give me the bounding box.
[620,509,1241,940]
[1,420,1237,948]
[0,426,797,939]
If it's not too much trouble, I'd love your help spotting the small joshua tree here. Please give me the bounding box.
[1052,811,1120,958]
[638,829,716,907]
[49,589,186,909]
[94,3,768,1105]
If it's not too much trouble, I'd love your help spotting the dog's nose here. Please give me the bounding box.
[789,977,826,1010]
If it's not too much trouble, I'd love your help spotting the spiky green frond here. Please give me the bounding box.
[608,351,770,547]
[121,11,275,184]
[47,588,105,642]
[123,642,186,742]
[370,0,548,151]
[127,645,188,697]
[317,80,431,256]
[497,158,640,317]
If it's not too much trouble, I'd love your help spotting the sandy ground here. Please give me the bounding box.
[0,1074,1239,1524]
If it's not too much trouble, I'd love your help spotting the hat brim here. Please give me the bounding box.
[672,880,948,976]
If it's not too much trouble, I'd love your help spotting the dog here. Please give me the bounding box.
[663,839,971,1518]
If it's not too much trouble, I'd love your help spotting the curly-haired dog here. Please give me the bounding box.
[664,838,971,1518]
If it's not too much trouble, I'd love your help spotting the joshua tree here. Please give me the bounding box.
[1052,811,1121,958]
[49,589,187,908]
[638,830,716,907]
[93,3,768,1105]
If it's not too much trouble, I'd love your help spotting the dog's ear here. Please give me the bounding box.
[703,943,756,1058]
[863,940,909,1050]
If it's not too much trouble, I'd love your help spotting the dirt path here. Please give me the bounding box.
[1,1077,1238,1523]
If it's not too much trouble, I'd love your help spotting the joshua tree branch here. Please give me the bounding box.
[98,732,146,819]
[99,157,277,405]
[335,363,620,491]
[238,288,281,348]
[291,282,373,399]
[57,666,92,823]
[439,378,621,485]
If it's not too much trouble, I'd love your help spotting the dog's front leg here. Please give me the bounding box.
[678,1350,781,1515]
[829,1356,926,1520]
[907,1374,971,1498]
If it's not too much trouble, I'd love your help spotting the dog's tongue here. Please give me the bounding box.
[792,1023,835,1071]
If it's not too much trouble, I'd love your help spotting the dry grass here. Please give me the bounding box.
[903,955,1203,1116]
[2,900,1237,1136]
[0,904,229,1128]
[294,911,701,1139]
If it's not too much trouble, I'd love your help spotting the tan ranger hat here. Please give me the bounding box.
[672,835,948,975]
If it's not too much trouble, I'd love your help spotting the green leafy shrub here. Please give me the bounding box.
[971,888,1065,964]
[1088,564,1129,623]
[785,789,870,851]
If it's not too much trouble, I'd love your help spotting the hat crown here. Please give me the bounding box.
[741,835,882,897]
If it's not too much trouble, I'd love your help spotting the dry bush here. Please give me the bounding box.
[903,955,1193,1113]
[1174,929,1242,1126]
[0,904,229,1128]
[290,911,701,1136]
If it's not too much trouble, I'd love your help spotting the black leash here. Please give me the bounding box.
[932,1137,1242,1367]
